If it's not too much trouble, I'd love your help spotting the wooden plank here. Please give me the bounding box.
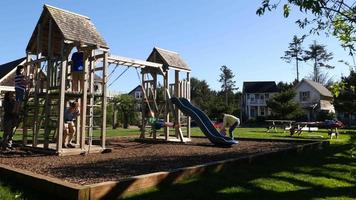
[174,70,180,138]
[80,52,89,150]
[101,52,108,149]
[164,72,169,140]
[88,51,95,151]
[32,24,41,147]
[108,54,163,69]
[186,72,191,138]
[43,18,53,149]
[23,54,31,146]
[139,72,146,139]
[57,41,66,153]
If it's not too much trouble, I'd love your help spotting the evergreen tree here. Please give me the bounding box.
[113,94,136,129]
[281,35,305,81]
[331,70,356,125]
[190,77,212,112]
[303,41,334,83]
[218,65,237,106]
[266,90,304,119]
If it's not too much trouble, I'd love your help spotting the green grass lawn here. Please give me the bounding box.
[122,134,355,200]
[1,127,355,200]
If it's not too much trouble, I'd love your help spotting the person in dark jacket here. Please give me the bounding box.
[2,92,19,150]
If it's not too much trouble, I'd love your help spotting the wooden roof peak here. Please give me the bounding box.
[26,4,108,56]
[147,47,191,71]
[44,4,90,19]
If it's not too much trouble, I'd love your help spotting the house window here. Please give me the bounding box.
[300,91,310,101]
[260,107,265,116]
[265,93,269,99]
[250,94,255,102]
[135,91,142,99]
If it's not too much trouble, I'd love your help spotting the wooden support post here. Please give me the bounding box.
[187,72,191,138]
[32,24,42,147]
[57,41,66,152]
[88,51,95,149]
[140,72,147,139]
[44,18,52,149]
[164,71,169,140]
[23,53,31,146]
[80,52,89,150]
[101,52,108,149]
[174,70,180,138]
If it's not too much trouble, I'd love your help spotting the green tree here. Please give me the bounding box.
[266,89,304,119]
[257,0,356,54]
[331,70,356,125]
[218,65,237,106]
[190,77,212,112]
[112,94,136,129]
[303,41,334,84]
[277,81,295,92]
[281,35,306,82]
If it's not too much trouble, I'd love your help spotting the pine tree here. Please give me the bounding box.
[281,35,305,82]
[303,41,334,83]
[218,65,237,106]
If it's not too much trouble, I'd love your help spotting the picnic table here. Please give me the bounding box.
[289,122,321,136]
[266,120,295,133]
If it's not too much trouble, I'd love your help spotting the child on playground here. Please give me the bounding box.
[63,101,80,148]
[14,65,27,114]
[2,92,19,151]
[148,112,178,131]
[217,113,240,140]
[71,46,84,92]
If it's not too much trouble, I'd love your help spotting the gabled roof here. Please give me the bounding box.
[26,4,108,56]
[296,79,333,97]
[128,85,142,95]
[0,57,26,82]
[243,81,279,93]
[146,47,190,71]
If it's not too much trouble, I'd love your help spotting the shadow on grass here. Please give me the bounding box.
[121,143,356,200]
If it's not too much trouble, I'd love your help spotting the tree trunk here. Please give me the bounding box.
[296,57,299,81]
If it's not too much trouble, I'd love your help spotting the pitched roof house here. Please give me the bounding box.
[294,79,335,120]
[242,81,279,121]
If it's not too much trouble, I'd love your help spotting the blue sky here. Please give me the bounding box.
[0,0,353,93]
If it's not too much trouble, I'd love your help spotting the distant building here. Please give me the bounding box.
[242,81,279,120]
[294,79,335,121]
[0,57,27,93]
[128,85,143,111]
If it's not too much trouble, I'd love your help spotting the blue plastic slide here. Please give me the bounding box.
[170,97,237,146]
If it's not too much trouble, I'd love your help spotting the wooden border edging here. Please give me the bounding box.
[0,163,89,200]
[87,140,329,199]
[0,140,329,200]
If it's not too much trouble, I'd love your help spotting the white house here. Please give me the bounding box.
[294,79,335,120]
[128,85,143,111]
[242,81,280,120]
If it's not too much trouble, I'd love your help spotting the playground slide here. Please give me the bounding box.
[170,97,237,146]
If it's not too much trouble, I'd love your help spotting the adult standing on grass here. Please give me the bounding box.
[2,92,19,151]
[218,113,240,140]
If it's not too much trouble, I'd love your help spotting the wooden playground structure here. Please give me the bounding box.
[20,5,191,156]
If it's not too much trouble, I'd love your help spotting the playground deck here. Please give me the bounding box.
[0,137,301,185]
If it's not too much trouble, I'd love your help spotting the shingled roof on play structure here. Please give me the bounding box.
[146,47,190,71]
[243,81,280,93]
[26,4,108,56]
